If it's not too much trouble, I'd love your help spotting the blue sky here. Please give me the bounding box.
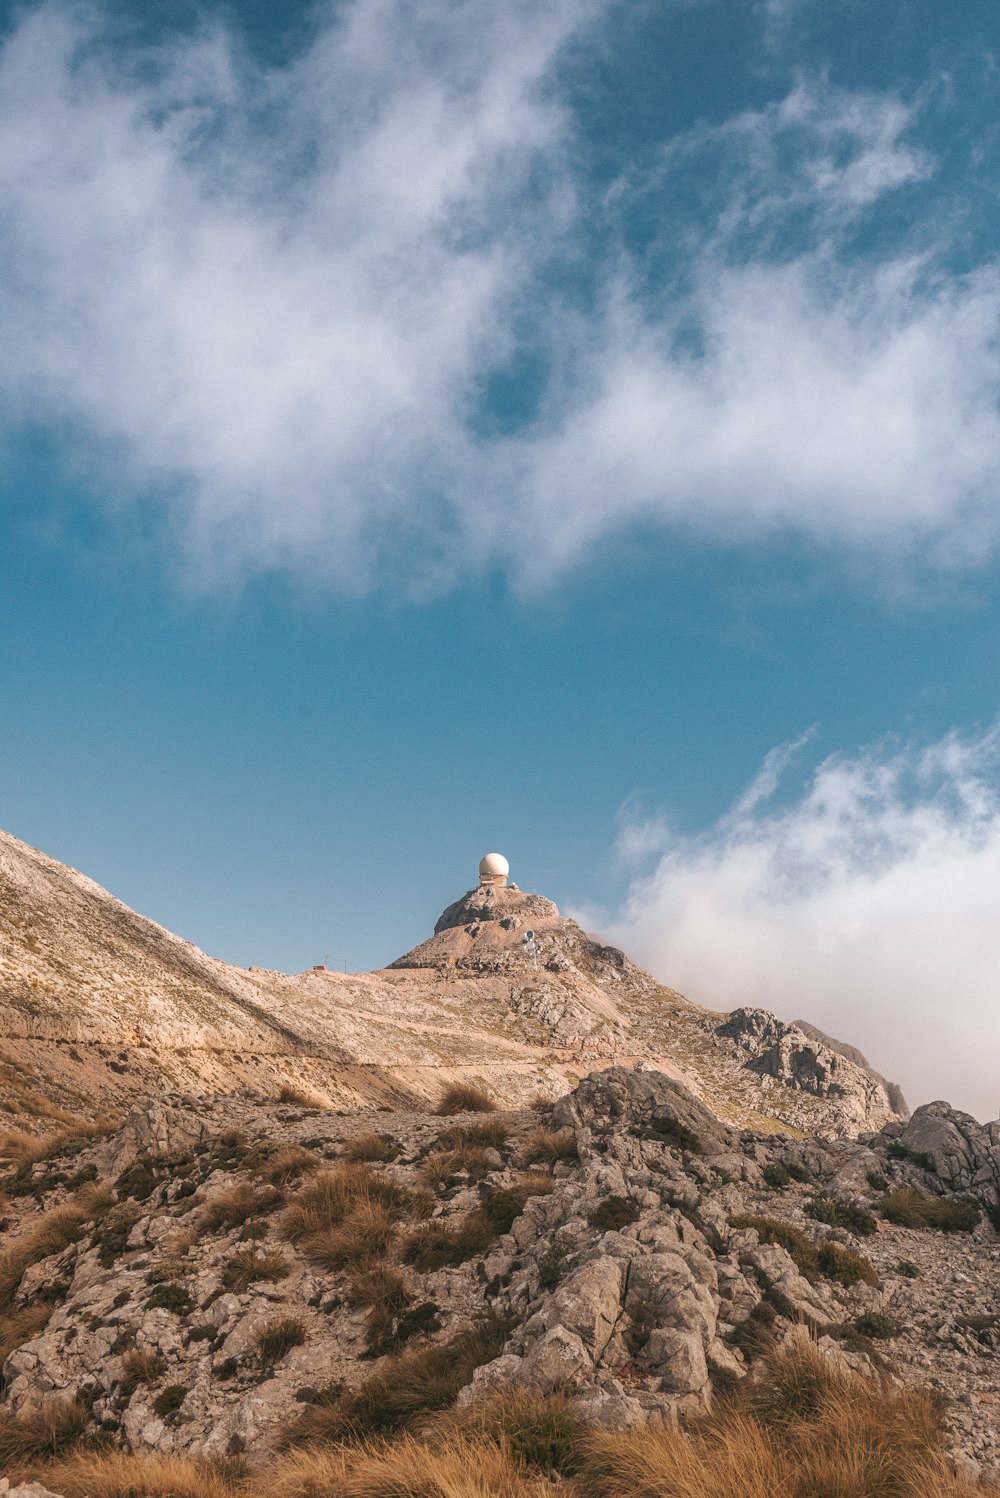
[3,0,1000,1116]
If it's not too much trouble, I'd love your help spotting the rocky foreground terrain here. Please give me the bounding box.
[1,1067,998,1480]
[0,826,906,1137]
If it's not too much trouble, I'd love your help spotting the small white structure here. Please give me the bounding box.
[479,852,510,887]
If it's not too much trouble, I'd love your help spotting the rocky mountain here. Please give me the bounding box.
[0,829,906,1138]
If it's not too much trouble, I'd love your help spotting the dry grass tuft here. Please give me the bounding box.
[41,1449,246,1498]
[300,1200,398,1274]
[342,1132,399,1164]
[435,1083,497,1116]
[200,1182,282,1234]
[120,1347,167,1397]
[284,1315,513,1445]
[0,1204,91,1309]
[256,1316,307,1364]
[220,1250,290,1292]
[521,1128,577,1166]
[256,1145,320,1187]
[0,1397,92,1466]
[0,1303,52,1364]
[276,1085,323,1108]
[282,1164,410,1240]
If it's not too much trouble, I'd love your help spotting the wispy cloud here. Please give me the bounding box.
[0,4,998,590]
[606,726,1000,1121]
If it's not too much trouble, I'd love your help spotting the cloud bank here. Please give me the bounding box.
[606,727,1000,1122]
[1,2,1000,587]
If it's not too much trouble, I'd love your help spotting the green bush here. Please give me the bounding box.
[762,1163,791,1190]
[854,1311,900,1340]
[144,1283,194,1316]
[896,1259,921,1278]
[152,1383,188,1417]
[589,1197,640,1232]
[816,1241,879,1288]
[805,1194,877,1236]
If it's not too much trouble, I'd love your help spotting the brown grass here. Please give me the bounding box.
[300,1200,398,1273]
[255,1145,320,1187]
[276,1085,323,1108]
[0,1303,52,1364]
[220,1250,290,1292]
[40,1450,245,1498]
[256,1316,307,1364]
[342,1132,399,1164]
[120,1347,167,1397]
[421,1145,494,1188]
[281,1164,411,1243]
[271,1435,543,1498]
[283,1314,513,1445]
[0,1203,91,1308]
[0,1398,92,1466]
[11,1339,996,1498]
[521,1127,578,1166]
[200,1182,282,1234]
[0,1118,116,1168]
[435,1083,497,1115]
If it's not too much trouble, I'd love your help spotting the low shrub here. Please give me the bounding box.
[854,1311,900,1339]
[762,1162,790,1190]
[537,1242,568,1290]
[730,1215,819,1282]
[220,1251,290,1292]
[404,1175,554,1272]
[522,1128,577,1166]
[152,1384,188,1418]
[816,1241,879,1288]
[434,1083,497,1116]
[589,1196,641,1232]
[896,1259,921,1278]
[804,1194,877,1236]
[91,1203,141,1267]
[880,1188,981,1233]
[256,1317,307,1364]
[730,1301,778,1362]
[145,1283,194,1316]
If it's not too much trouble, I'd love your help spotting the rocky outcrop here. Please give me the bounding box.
[1,1070,999,1470]
[718,1008,906,1133]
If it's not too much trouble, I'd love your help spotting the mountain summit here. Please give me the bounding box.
[0,829,905,1135]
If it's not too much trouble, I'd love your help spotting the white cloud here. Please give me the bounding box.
[0,7,999,588]
[605,727,1000,1121]
[0,0,590,586]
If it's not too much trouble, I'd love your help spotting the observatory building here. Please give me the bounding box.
[478,852,509,888]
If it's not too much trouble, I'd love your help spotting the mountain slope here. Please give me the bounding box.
[0,828,906,1135]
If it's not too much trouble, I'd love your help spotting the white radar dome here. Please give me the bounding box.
[479,852,510,881]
